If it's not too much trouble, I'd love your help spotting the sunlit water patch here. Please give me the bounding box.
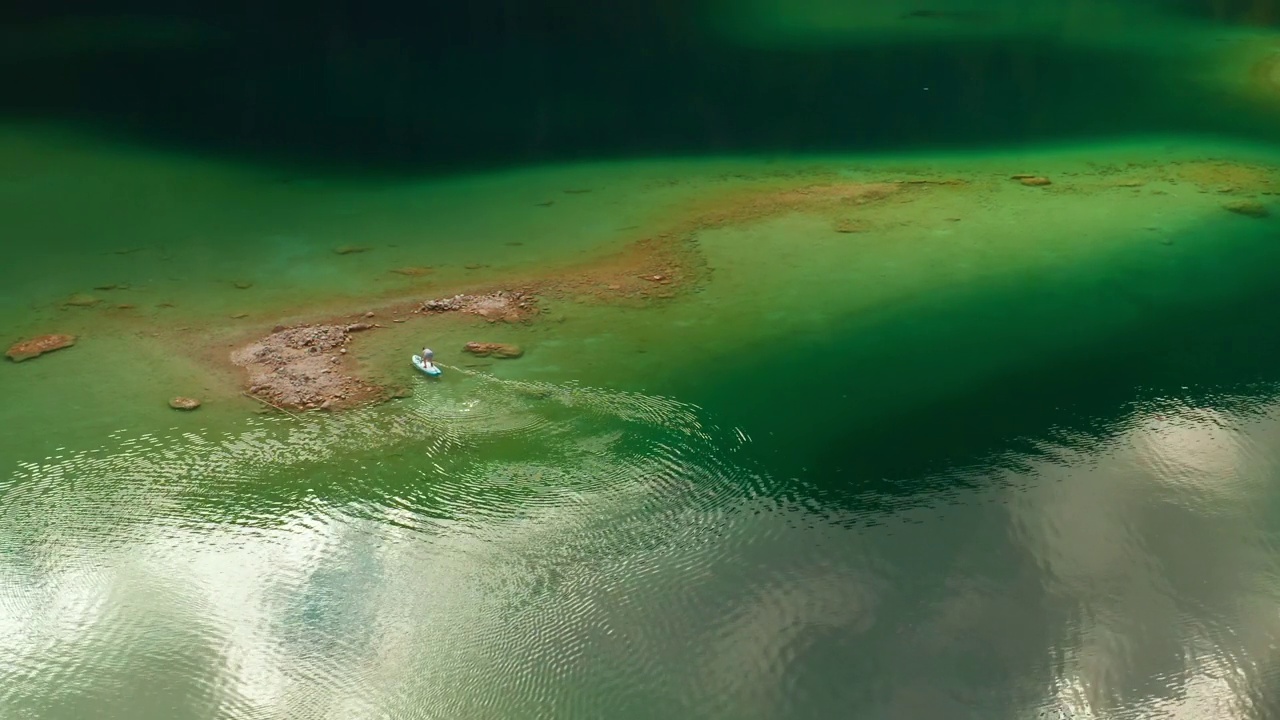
[0,369,765,719]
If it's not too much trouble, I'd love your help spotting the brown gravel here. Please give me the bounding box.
[231,324,382,411]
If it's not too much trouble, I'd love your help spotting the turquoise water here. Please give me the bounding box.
[7,1,1280,718]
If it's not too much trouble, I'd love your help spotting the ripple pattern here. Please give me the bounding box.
[6,370,1274,719]
[0,369,765,720]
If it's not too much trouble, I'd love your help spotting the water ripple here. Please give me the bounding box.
[0,368,765,719]
[8,366,1275,718]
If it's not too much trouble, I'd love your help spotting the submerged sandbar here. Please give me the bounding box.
[2,130,1278,430]
[212,153,1277,412]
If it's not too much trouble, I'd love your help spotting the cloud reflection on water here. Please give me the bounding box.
[2,383,1280,718]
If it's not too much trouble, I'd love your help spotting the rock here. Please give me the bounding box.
[422,295,466,312]
[64,293,101,307]
[333,245,370,255]
[320,399,334,411]
[1018,177,1052,187]
[6,334,76,362]
[346,322,374,332]
[169,396,201,410]
[231,313,249,319]
[463,342,524,359]
[420,291,537,322]
[1223,199,1269,218]
[233,281,253,289]
[364,311,375,318]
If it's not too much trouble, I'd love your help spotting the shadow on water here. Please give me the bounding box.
[683,222,1280,517]
[804,289,1280,514]
[2,1,1279,175]
[1165,0,1280,25]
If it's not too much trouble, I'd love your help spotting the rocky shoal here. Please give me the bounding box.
[6,334,76,362]
[232,322,382,411]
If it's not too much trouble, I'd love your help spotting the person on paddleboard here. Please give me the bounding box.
[420,347,436,370]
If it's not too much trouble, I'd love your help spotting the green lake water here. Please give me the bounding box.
[6,1,1280,718]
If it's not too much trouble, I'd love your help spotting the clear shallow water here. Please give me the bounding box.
[6,132,1280,718]
[7,1,1280,718]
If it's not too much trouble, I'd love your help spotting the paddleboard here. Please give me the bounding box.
[412,355,442,376]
